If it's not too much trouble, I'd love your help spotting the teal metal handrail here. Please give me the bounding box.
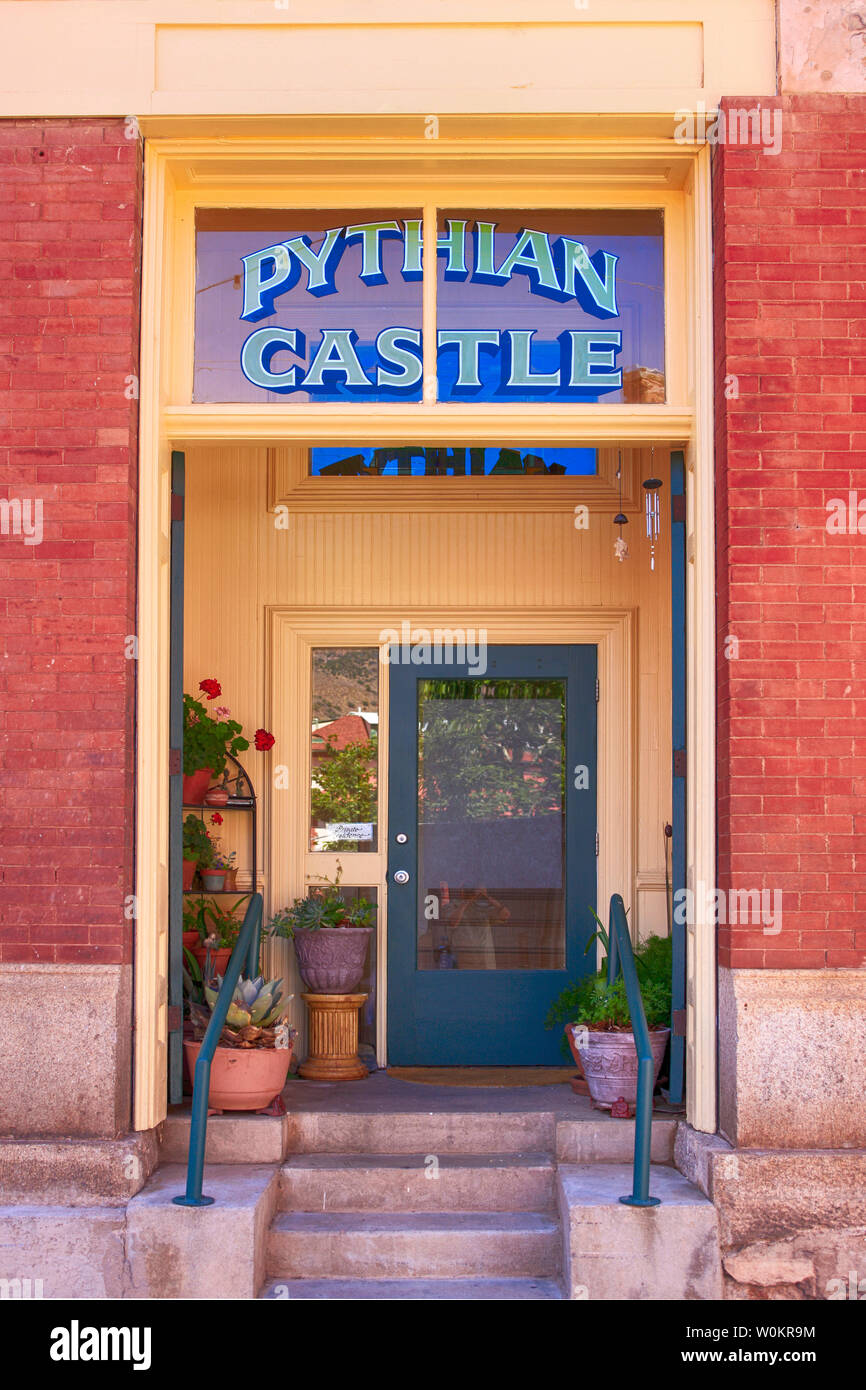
[606,892,661,1207]
[173,892,264,1208]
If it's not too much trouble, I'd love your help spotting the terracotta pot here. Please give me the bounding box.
[200,870,226,892]
[567,1025,670,1110]
[293,926,373,994]
[183,1039,292,1111]
[222,868,238,891]
[182,930,200,954]
[182,767,214,805]
[182,858,196,891]
[192,945,233,977]
[204,786,229,807]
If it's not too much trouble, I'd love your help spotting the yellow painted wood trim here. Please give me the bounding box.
[164,405,692,446]
[266,606,634,1067]
[685,147,717,1134]
[266,445,643,514]
[133,148,176,1131]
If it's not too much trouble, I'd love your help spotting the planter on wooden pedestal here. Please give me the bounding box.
[298,993,368,1081]
[293,926,372,994]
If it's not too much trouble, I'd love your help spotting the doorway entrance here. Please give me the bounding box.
[387,644,597,1064]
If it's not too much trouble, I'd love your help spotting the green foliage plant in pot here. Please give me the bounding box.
[191,896,249,979]
[546,925,672,1111]
[268,862,376,994]
[185,974,298,1111]
[182,815,213,891]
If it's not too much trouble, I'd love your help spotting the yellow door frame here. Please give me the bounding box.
[134,129,715,1133]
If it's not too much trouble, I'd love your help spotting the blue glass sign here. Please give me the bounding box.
[194,210,664,405]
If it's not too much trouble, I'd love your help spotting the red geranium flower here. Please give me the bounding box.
[210,812,223,826]
[199,678,221,700]
[254,728,275,751]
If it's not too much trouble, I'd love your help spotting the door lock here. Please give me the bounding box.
[392,869,410,885]
[395,832,408,844]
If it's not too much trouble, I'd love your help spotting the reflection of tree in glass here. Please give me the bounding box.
[419,679,565,821]
[311,734,378,850]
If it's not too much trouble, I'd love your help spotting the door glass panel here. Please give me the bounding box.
[417,677,566,971]
[310,648,379,851]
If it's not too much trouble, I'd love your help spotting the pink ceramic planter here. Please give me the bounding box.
[183,1040,292,1111]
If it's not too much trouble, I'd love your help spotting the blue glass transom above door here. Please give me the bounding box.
[193,209,664,404]
[387,645,598,1066]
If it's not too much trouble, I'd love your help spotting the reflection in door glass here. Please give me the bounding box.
[417,677,566,971]
[310,648,379,851]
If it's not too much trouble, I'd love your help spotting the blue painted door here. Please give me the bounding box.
[387,645,597,1064]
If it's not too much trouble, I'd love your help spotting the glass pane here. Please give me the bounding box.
[437,209,664,403]
[194,209,422,403]
[417,677,566,971]
[310,649,379,852]
[309,445,597,477]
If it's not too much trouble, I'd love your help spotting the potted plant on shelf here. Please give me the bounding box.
[182,679,250,805]
[268,864,376,994]
[219,850,239,892]
[182,897,207,954]
[191,895,249,977]
[185,974,297,1112]
[182,814,212,892]
[545,930,672,1112]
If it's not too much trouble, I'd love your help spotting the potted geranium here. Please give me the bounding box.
[268,863,376,994]
[185,974,297,1111]
[546,932,672,1111]
[182,680,250,804]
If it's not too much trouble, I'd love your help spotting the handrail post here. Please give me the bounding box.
[606,893,661,1208]
[173,893,264,1208]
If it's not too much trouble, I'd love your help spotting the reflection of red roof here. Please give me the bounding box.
[312,714,371,752]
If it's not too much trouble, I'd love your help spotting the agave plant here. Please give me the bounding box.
[190,974,296,1050]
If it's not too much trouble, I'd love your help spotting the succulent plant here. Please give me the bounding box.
[190,973,296,1050]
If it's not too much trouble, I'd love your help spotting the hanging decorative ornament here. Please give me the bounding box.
[613,450,629,562]
[642,449,662,571]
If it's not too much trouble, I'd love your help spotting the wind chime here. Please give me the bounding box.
[642,448,663,572]
[613,450,629,562]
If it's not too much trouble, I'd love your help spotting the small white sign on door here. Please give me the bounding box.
[322,823,374,841]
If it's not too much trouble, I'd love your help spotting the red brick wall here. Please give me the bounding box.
[0,119,141,965]
[714,94,866,970]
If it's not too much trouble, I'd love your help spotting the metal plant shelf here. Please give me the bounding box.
[182,753,258,897]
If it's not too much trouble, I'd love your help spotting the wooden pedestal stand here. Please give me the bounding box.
[298,993,369,1081]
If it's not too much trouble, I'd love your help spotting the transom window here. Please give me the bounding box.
[193,208,664,406]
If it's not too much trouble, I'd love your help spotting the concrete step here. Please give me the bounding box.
[268,1210,560,1280]
[279,1152,555,1213]
[286,1108,556,1155]
[260,1276,563,1300]
[558,1163,723,1300]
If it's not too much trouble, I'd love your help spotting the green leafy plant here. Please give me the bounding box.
[268,863,377,938]
[182,946,205,1009]
[183,815,213,866]
[545,929,673,1049]
[189,974,298,1051]
[183,691,249,777]
[199,894,249,948]
[182,897,208,938]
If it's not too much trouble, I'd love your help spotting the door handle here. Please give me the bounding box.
[392,869,410,885]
